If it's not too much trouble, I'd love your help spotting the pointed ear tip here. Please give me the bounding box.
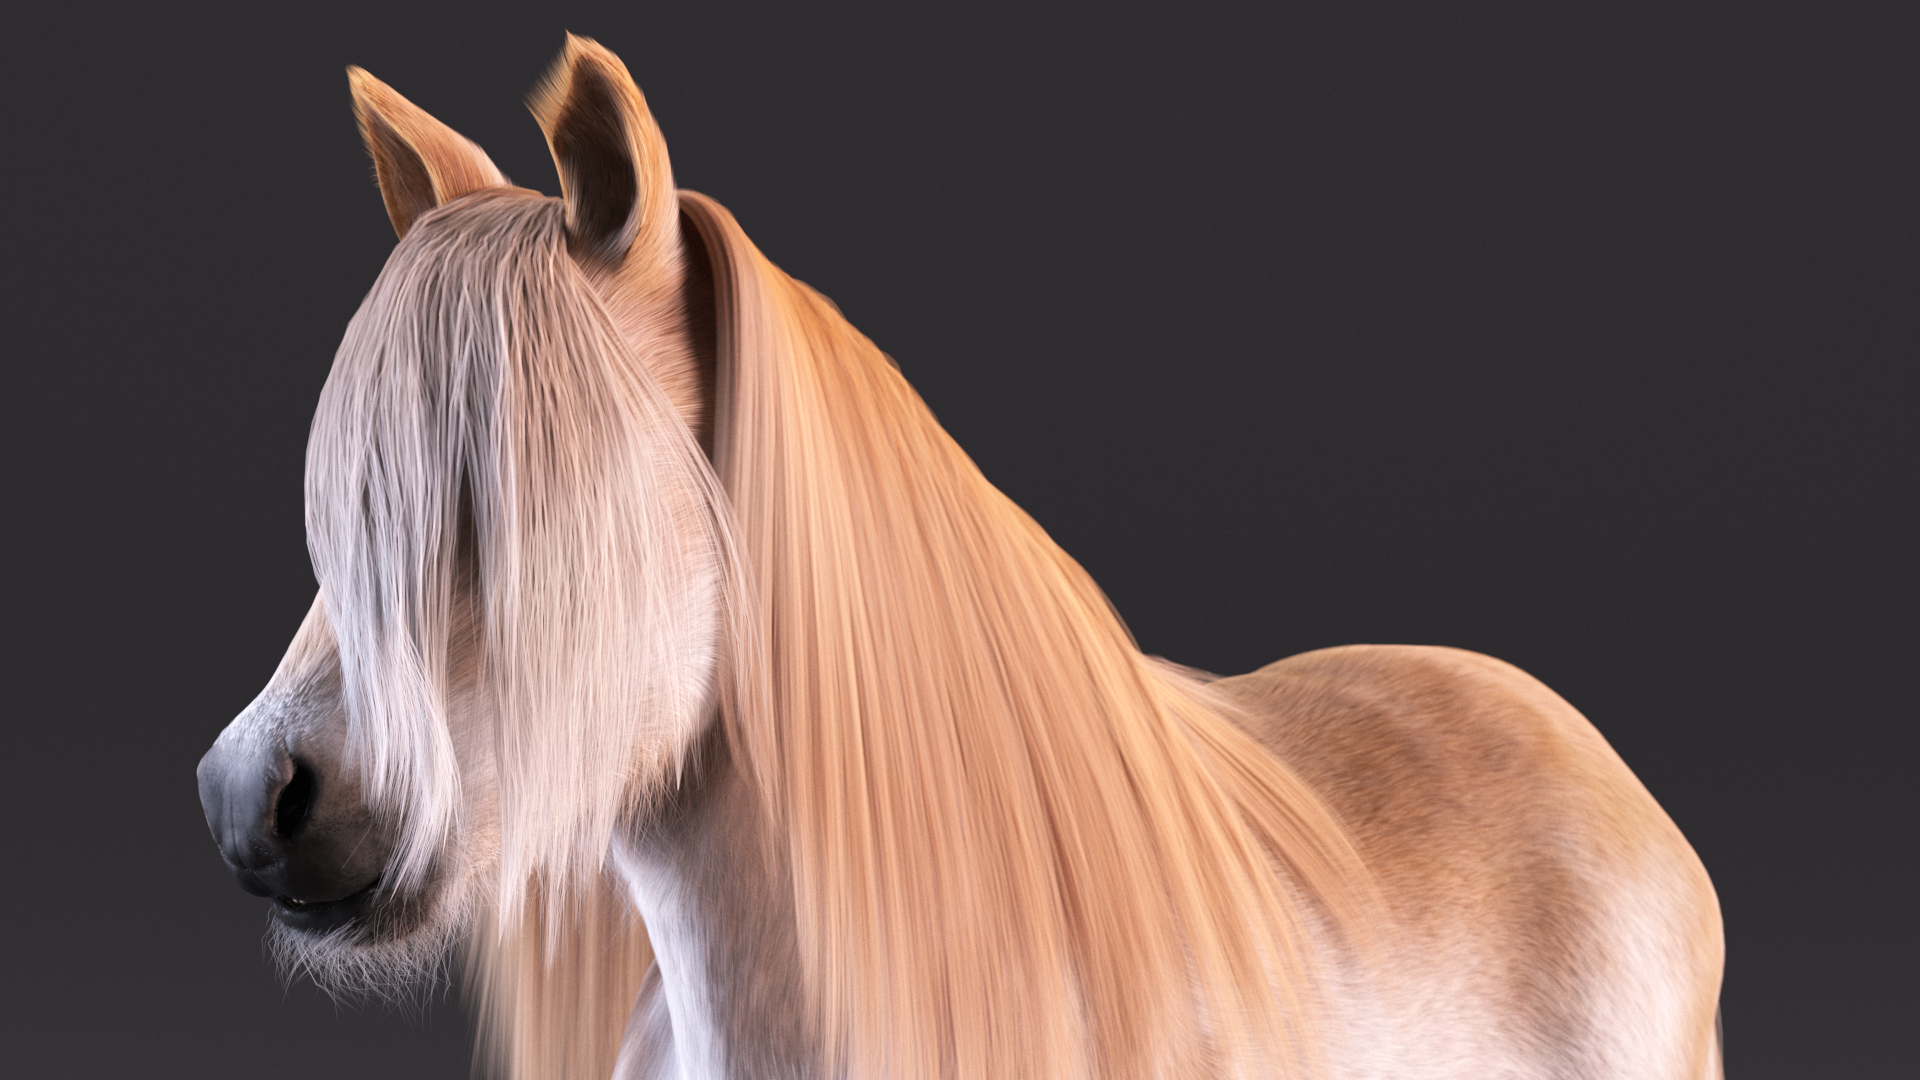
[562,32,610,57]
[561,33,625,72]
[345,66,390,114]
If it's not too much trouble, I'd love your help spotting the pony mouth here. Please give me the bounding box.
[270,877,382,931]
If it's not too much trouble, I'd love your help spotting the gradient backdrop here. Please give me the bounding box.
[3,3,1907,1076]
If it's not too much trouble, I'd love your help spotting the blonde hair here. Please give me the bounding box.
[687,190,1375,1078]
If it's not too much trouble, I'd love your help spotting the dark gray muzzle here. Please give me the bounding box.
[196,736,395,933]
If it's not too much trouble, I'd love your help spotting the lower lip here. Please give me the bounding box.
[270,878,381,931]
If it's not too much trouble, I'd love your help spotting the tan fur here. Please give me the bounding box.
[1213,646,1724,1077]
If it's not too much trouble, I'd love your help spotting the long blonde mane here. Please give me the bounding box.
[685,192,1374,1078]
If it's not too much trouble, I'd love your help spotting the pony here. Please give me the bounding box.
[196,35,1725,1080]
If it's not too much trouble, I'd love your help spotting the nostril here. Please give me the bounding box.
[274,761,317,840]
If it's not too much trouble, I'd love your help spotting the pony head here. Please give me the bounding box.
[196,37,733,1007]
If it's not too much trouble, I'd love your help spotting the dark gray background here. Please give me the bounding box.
[3,2,1908,1076]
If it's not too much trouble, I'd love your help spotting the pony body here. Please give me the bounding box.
[195,35,1724,1080]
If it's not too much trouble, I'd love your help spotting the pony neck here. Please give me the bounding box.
[613,725,817,1080]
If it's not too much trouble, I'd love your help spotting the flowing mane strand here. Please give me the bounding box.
[686,192,1378,1079]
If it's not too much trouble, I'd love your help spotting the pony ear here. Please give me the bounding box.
[347,67,507,239]
[529,35,678,269]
